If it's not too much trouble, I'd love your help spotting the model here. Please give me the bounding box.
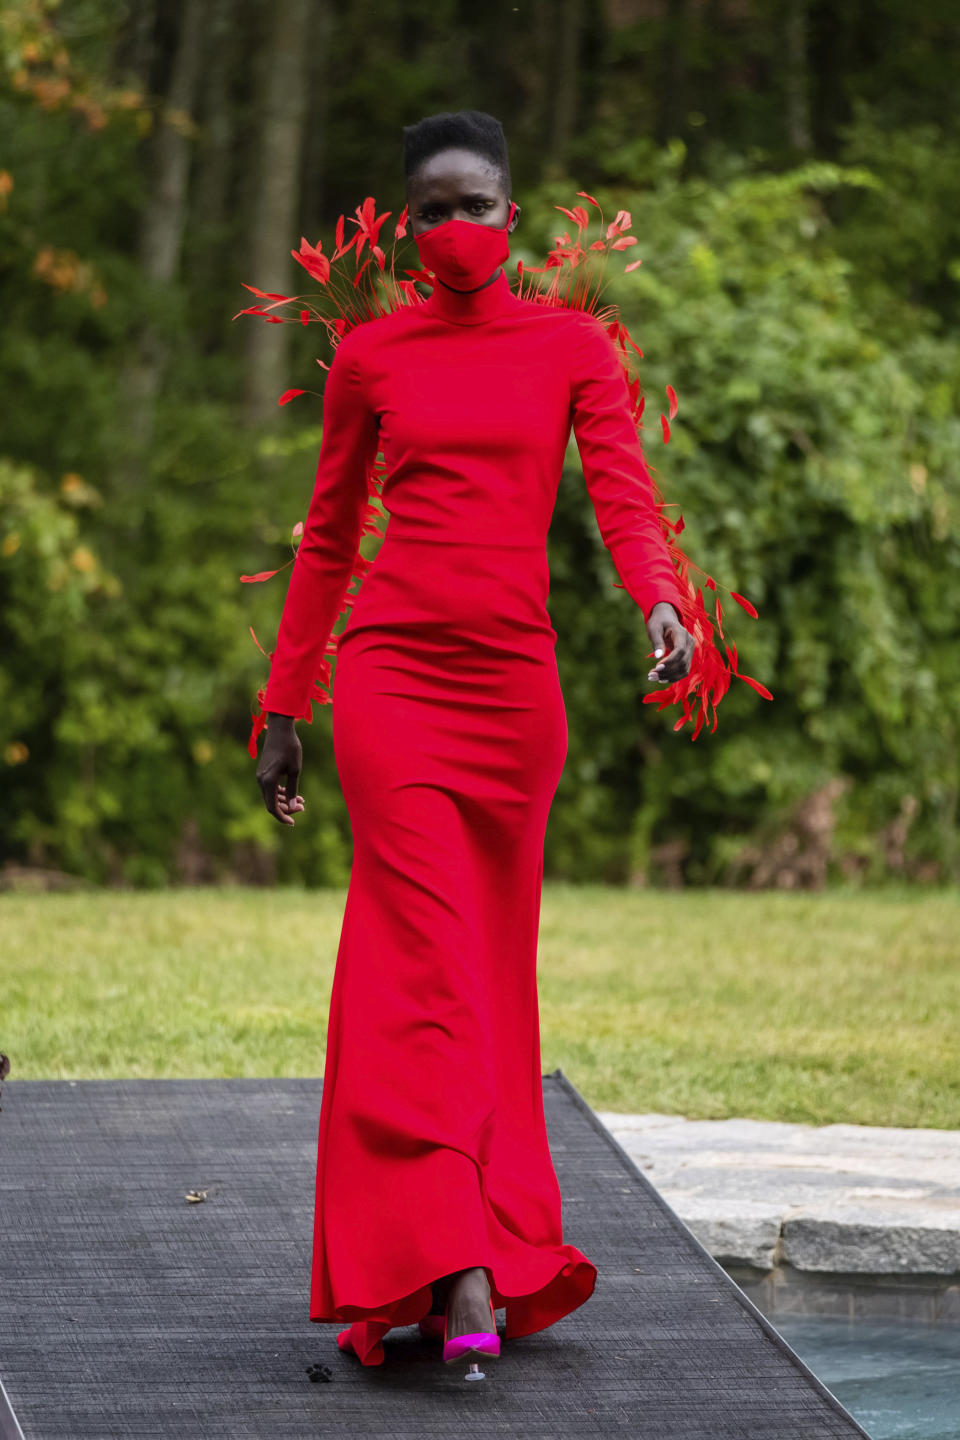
[254,110,696,1376]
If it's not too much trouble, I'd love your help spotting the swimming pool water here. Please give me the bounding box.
[774,1316,960,1440]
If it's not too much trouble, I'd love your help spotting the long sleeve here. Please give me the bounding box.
[262,329,380,719]
[568,314,686,625]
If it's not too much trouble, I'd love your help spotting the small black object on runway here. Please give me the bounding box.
[0,1070,871,1438]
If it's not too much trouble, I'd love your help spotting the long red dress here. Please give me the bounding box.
[262,265,686,1365]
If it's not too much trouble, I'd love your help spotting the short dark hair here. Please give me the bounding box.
[402,109,511,195]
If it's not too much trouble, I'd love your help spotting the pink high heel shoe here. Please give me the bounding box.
[442,1294,500,1379]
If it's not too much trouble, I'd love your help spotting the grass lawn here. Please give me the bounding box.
[4,884,958,1128]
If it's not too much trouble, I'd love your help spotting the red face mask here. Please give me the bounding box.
[415,201,518,291]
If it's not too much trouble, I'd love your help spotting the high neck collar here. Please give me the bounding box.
[421,266,518,326]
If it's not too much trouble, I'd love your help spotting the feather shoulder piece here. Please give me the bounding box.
[237,193,771,755]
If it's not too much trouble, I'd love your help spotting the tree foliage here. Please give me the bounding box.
[1,0,957,887]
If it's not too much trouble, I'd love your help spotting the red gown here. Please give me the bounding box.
[263,266,686,1365]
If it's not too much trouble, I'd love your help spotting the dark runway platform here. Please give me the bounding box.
[1,1070,871,1439]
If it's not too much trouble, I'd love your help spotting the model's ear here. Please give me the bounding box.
[507,201,520,231]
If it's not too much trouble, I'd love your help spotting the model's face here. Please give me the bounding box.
[407,148,517,236]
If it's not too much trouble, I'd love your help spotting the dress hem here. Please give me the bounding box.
[314,1249,598,1365]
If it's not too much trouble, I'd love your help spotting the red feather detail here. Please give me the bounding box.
[241,283,293,300]
[737,672,774,700]
[730,590,759,618]
[240,564,291,583]
[248,709,267,758]
[292,238,330,284]
[555,204,590,229]
[278,388,305,405]
[236,187,769,738]
[248,624,271,657]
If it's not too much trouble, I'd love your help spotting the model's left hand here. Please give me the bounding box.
[646,601,695,684]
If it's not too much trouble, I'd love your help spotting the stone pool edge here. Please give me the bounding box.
[597,1110,960,1325]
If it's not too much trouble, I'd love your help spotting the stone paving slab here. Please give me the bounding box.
[597,1112,960,1276]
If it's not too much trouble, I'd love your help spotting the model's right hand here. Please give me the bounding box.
[257,713,305,827]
